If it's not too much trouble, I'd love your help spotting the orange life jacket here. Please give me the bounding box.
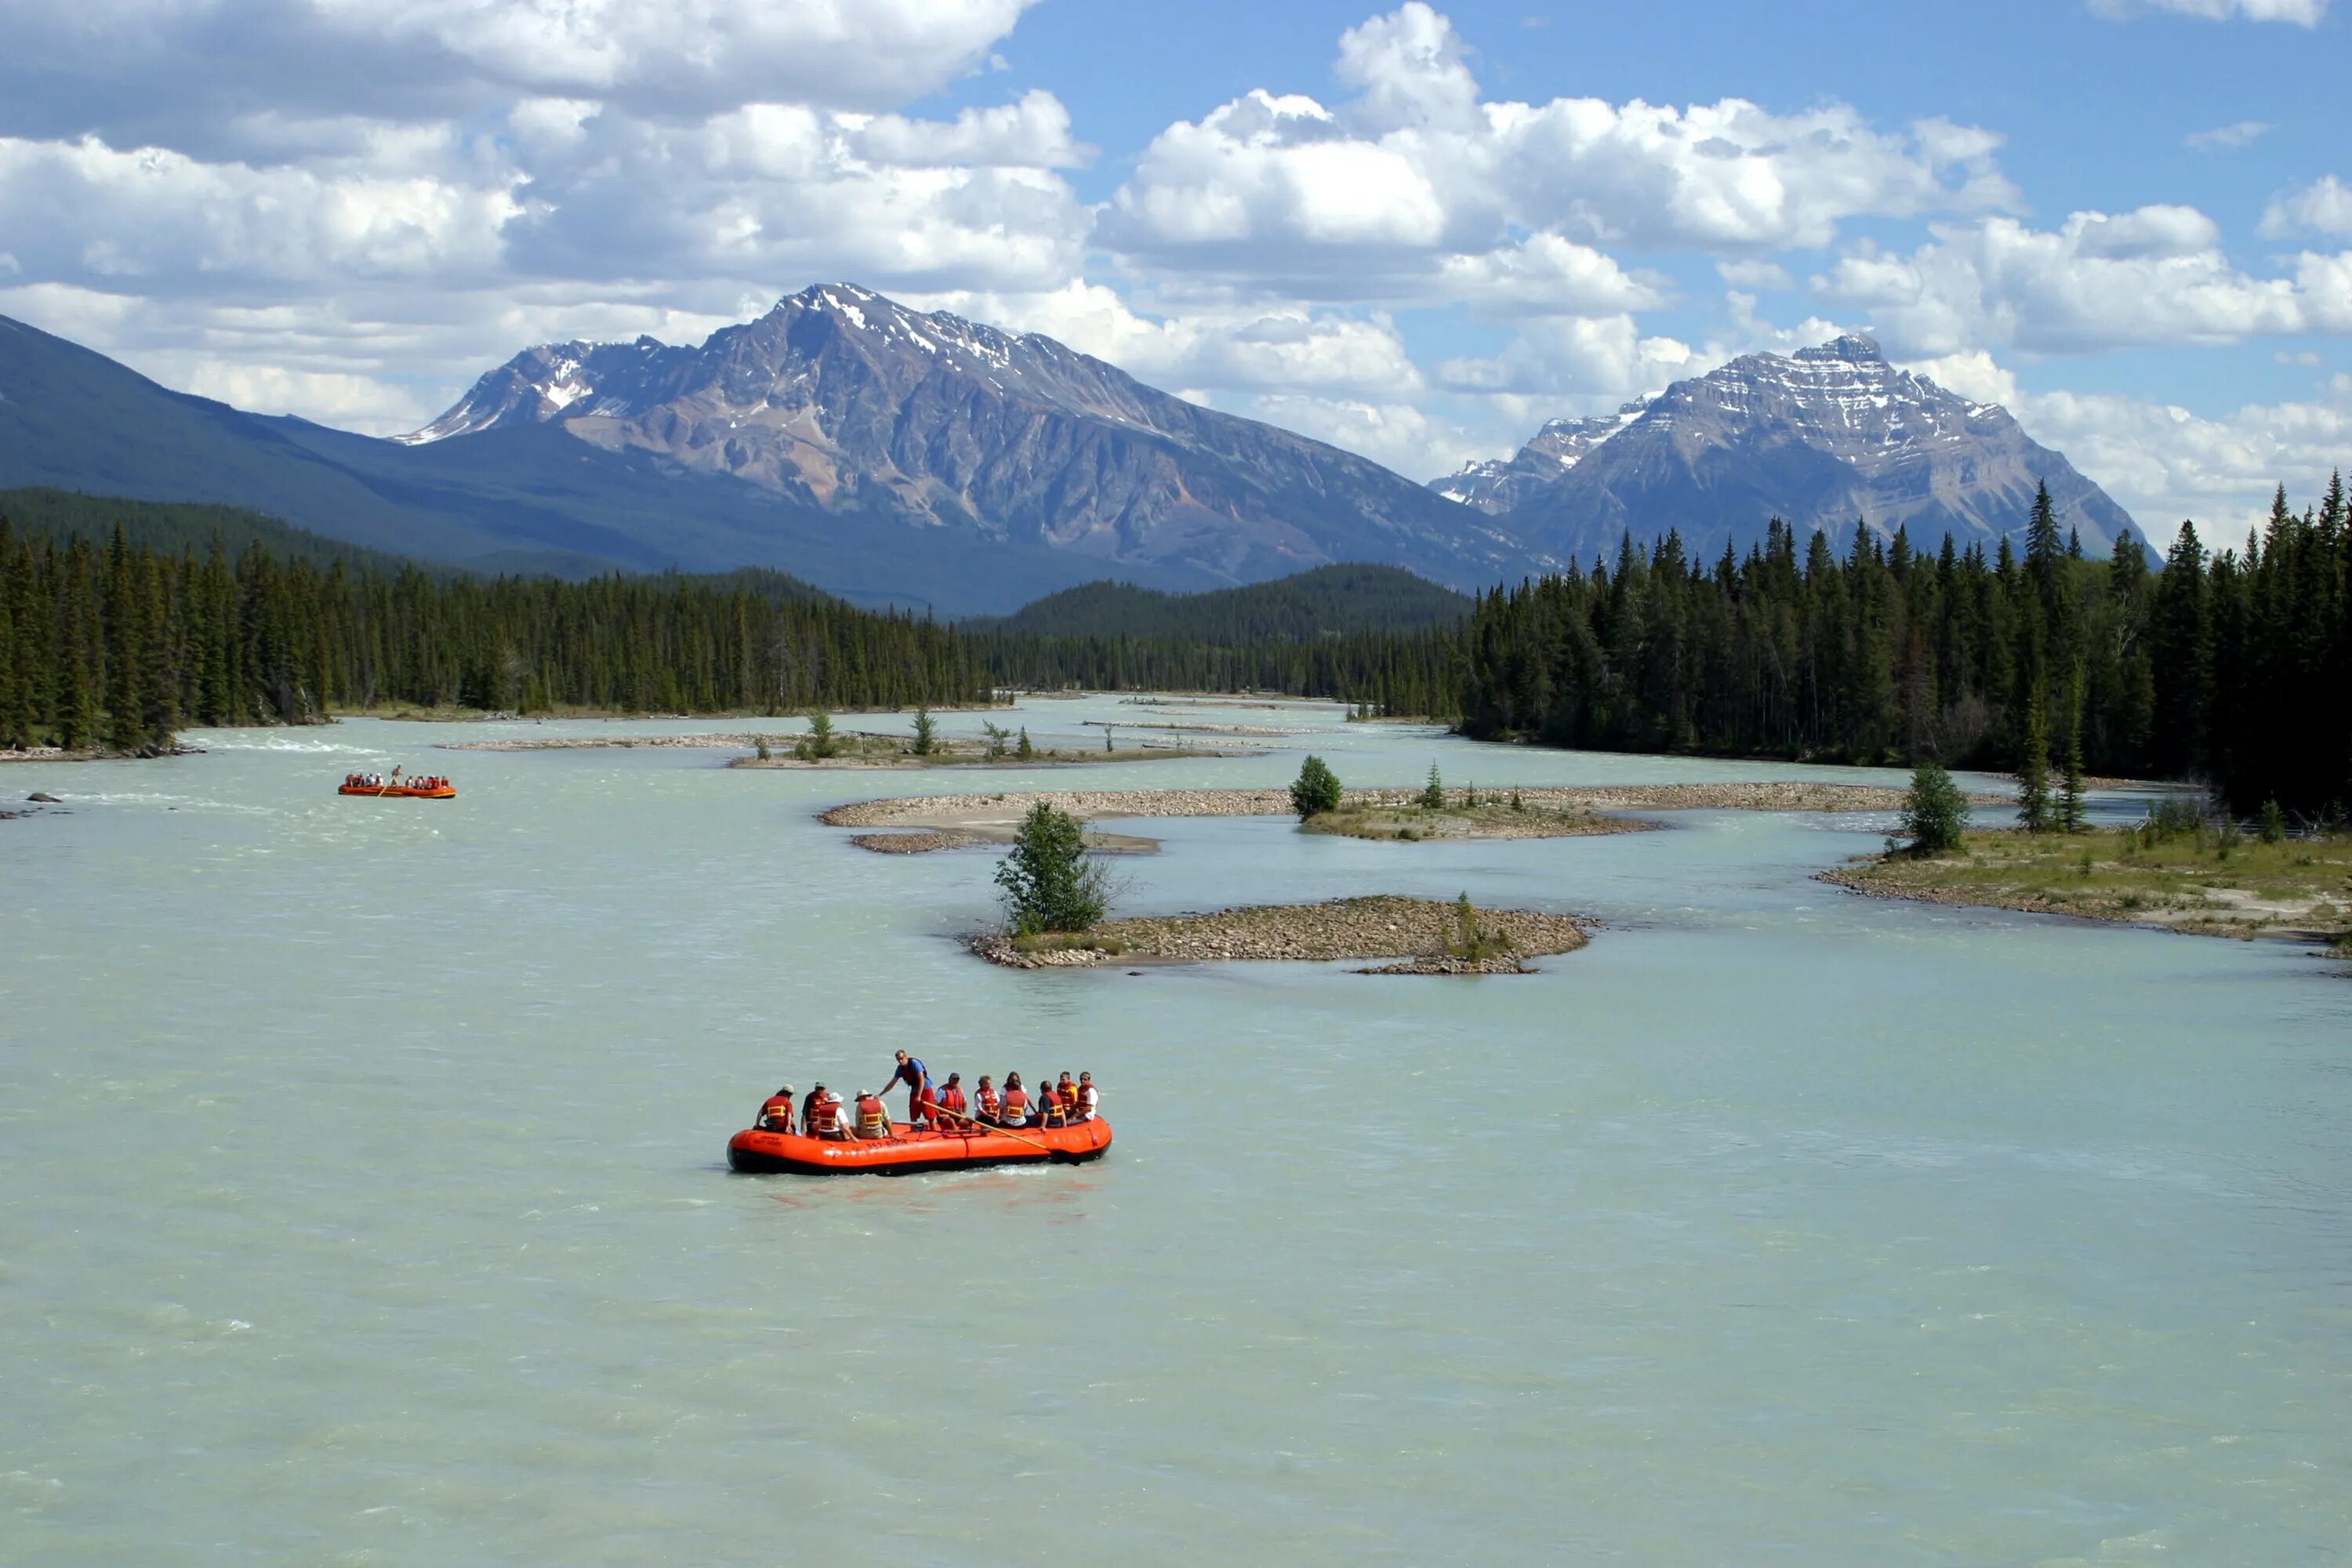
[1001,1087,1029,1121]
[935,1085,968,1120]
[854,1094,888,1138]
[757,1094,794,1131]
[977,1086,1001,1118]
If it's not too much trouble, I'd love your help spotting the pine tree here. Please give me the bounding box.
[911,706,937,756]
[1290,754,1342,818]
[1901,762,1969,856]
[994,802,1109,935]
[1420,762,1445,809]
[103,527,146,753]
[2058,669,2087,833]
[2016,695,2052,833]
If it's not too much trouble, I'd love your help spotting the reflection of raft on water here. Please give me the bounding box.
[728,1118,1112,1177]
[338,782,456,798]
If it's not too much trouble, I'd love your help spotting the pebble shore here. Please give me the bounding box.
[827,779,1996,852]
[966,895,1588,972]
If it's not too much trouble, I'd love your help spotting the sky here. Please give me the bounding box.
[2,0,2347,534]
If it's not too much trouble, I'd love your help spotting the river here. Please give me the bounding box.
[3,698,2347,1565]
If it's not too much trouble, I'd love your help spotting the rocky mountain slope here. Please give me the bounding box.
[1431,401,1649,514]
[1435,335,2135,562]
[405,283,1523,593]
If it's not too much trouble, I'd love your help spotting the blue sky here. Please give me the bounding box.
[1,0,2344,531]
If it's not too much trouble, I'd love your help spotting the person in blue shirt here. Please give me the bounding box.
[887,1050,935,1128]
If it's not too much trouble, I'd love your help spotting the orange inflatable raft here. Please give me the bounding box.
[338,782,456,798]
[728,1117,1112,1177]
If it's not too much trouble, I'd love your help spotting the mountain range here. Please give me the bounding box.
[1435,335,2135,564]
[0,290,2136,613]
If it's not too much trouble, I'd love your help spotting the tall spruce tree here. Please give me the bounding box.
[2016,694,2053,833]
[2058,669,2087,834]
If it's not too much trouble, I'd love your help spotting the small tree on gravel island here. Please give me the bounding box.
[1016,726,1036,760]
[1420,762,1446,810]
[996,802,1110,935]
[1901,762,1969,857]
[1290,754,1342,818]
[911,706,937,757]
[807,710,837,760]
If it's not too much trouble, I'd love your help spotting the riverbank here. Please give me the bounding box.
[827,779,1994,853]
[1302,797,1650,843]
[441,729,1223,768]
[1822,829,2352,951]
[967,895,1588,973]
[1,742,205,764]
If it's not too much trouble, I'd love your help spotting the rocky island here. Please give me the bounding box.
[968,895,1588,975]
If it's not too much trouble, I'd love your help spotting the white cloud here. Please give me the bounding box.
[2260,175,2352,238]
[2087,0,2326,21]
[1818,206,2352,354]
[902,281,1425,400]
[2183,120,2271,151]
[1102,2,2014,302]
[2021,376,2352,535]
[0,135,520,289]
[1718,258,1794,291]
[1238,393,1483,477]
[0,0,1044,143]
[1435,314,1704,398]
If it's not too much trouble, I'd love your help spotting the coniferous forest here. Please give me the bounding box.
[5,479,2347,818]
[1457,482,2352,815]
[0,521,989,749]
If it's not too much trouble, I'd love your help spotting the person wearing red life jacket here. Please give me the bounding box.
[975,1076,1003,1126]
[1034,1076,1065,1129]
[999,1073,1033,1128]
[807,1087,848,1140]
[756,1083,796,1134]
[1055,1073,1080,1120]
[932,1073,970,1131]
[1075,1072,1100,1122]
[800,1083,827,1134]
[853,1091,891,1140]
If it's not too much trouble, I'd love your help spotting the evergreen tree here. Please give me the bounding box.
[1900,762,1969,856]
[103,526,146,753]
[1420,762,1446,809]
[911,706,937,756]
[1290,754,1342,818]
[994,802,1109,935]
[2016,695,2052,833]
[2058,669,2087,834]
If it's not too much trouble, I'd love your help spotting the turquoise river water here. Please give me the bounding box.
[2,698,2347,1566]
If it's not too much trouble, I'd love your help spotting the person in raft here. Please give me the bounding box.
[997,1073,1033,1128]
[974,1075,1002,1127]
[1075,1072,1100,1121]
[852,1090,892,1140]
[931,1073,971,1130]
[805,1086,847,1140]
[757,1084,796,1134]
[886,1050,934,1129]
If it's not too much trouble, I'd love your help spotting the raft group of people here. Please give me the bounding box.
[342,771,448,790]
[755,1051,1100,1141]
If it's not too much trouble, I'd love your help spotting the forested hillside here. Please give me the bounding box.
[1458,482,2350,815]
[0,521,987,746]
[967,564,1469,640]
[2,488,433,578]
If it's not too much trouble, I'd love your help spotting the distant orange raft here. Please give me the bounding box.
[728,1118,1112,1177]
[338,782,456,798]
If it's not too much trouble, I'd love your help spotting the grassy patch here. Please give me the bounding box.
[1832,826,2352,942]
